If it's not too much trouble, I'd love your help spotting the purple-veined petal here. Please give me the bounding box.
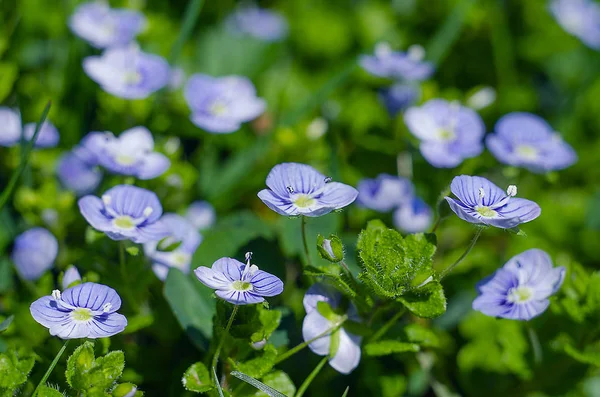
[30,296,71,329]
[194,266,233,290]
[449,175,506,208]
[215,290,264,305]
[103,185,163,222]
[49,321,91,339]
[315,182,358,211]
[134,220,171,243]
[63,282,122,313]
[257,189,297,216]
[495,198,541,224]
[250,271,283,297]
[88,313,128,338]
[502,299,551,321]
[444,197,482,225]
[78,195,112,231]
[265,163,328,197]
[211,257,245,281]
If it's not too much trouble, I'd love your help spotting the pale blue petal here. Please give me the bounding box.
[250,271,283,297]
[302,310,331,356]
[63,282,122,312]
[88,313,128,338]
[329,328,362,374]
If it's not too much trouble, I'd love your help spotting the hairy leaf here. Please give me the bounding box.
[182,362,214,393]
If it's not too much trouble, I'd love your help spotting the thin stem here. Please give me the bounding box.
[275,315,347,365]
[168,0,204,65]
[301,216,312,267]
[526,323,543,365]
[32,339,70,397]
[295,356,329,397]
[440,227,484,279]
[0,101,51,213]
[119,242,138,312]
[369,308,405,343]
[211,305,239,384]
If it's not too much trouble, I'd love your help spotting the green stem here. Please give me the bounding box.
[168,0,204,65]
[211,305,239,384]
[440,227,484,279]
[0,101,51,213]
[32,339,70,396]
[526,323,543,365]
[275,315,347,365]
[301,216,312,267]
[119,242,138,312]
[295,356,329,397]
[369,308,405,343]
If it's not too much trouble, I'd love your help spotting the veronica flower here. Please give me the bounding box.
[473,249,565,320]
[186,201,216,230]
[184,74,266,133]
[144,214,202,281]
[30,282,127,339]
[195,253,283,305]
[404,99,485,168]
[0,108,59,148]
[83,45,170,99]
[78,185,169,243]
[445,175,541,229]
[12,228,58,281]
[80,127,170,179]
[486,112,577,173]
[550,0,600,50]
[393,197,433,233]
[360,43,434,82]
[57,151,102,196]
[62,266,82,290]
[302,283,361,374]
[356,174,413,212]
[379,83,419,116]
[257,163,358,217]
[69,2,146,49]
[225,6,288,42]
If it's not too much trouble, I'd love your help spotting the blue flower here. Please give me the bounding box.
[404,99,485,168]
[0,107,59,148]
[257,163,358,217]
[550,0,600,50]
[80,127,170,179]
[360,43,434,82]
[184,74,266,134]
[356,174,414,212]
[186,201,216,230]
[12,228,58,281]
[83,45,170,99]
[486,112,577,173]
[78,185,169,243]
[57,151,102,196]
[393,197,433,234]
[473,249,565,320]
[194,253,284,305]
[69,2,146,49]
[30,282,127,339]
[379,83,419,116]
[143,214,202,281]
[225,6,288,42]
[445,175,541,229]
[302,283,361,374]
[62,265,82,290]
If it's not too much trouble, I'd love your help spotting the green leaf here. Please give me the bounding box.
[231,371,288,397]
[404,324,439,348]
[364,340,420,356]
[303,265,358,300]
[111,383,143,397]
[66,342,125,392]
[192,211,273,267]
[341,387,350,397]
[0,349,35,389]
[182,362,214,393]
[232,344,278,379]
[251,371,296,397]
[164,268,216,350]
[317,301,341,323]
[0,315,14,333]
[250,306,282,344]
[66,342,96,390]
[0,62,18,103]
[397,282,447,319]
[329,329,341,357]
[357,221,437,299]
[316,234,344,263]
[36,385,65,397]
[125,246,140,256]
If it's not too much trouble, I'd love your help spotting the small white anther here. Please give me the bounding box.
[286,186,294,194]
[507,185,517,197]
[249,265,259,275]
[478,187,485,198]
[102,303,112,313]
[143,206,154,217]
[102,195,112,206]
[407,44,425,61]
[245,252,253,263]
[52,290,61,300]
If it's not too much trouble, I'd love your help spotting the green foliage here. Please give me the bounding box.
[357,220,437,299]
[182,362,214,393]
[403,324,440,348]
[303,264,359,300]
[0,315,14,333]
[397,282,447,319]
[316,234,345,263]
[0,348,35,390]
[231,370,290,397]
[36,385,65,397]
[231,344,278,379]
[364,340,420,356]
[65,342,125,393]
[111,383,143,397]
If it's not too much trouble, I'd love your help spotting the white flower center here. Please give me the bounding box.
[293,194,316,208]
[113,215,136,230]
[507,286,533,303]
[516,144,538,160]
[71,307,93,322]
[210,101,228,116]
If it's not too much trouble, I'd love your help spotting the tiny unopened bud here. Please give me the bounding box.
[506,185,517,197]
[62,265,82,290]
[316,234,344,263]
[251,339,267,350]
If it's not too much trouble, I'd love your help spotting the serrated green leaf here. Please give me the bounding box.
[66,342,125,392]
[303,265,358,299]
[364,340,420,356]
[182,362,214,393]
[37,385,65,397]
[404,324,439,348]
[251,371,296,397]
[0,349,35,388]
[93,350,125,389]
[397,282,447,319]
[66,342,96,390]
[232,344,278,379]
[250,307,282,344]
[0,315,14,333]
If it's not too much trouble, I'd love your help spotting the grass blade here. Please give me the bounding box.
[0,315,14,333]
[231,371,288,397]
[295,356,328,397]
[341,386,350,397]
[168,0,205,65]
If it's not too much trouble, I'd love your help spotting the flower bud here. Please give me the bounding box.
[316,234,344,263]
[112,383,138,397]
[61,265,82,290]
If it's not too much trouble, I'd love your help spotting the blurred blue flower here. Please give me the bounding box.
[302,283,361,374]
[81,127,170,179]
[62,265,82,290]
[356,174,414,212]
[225,6,288,42]
[78,184,169,243]
[184,74,266,133]
[30,282,127,339]
[393,197,433,234]
[404,99,485,168]
[57,151,102,196]
[83,45,170,99]
[379,83,419,116]
[360,43,434,82]
[144,214,202,281]
[194,253,283,305]
[473,249,565,320]
[69,2,146,49]
[0,107,59,148]
[445,175,541,229]
[486,112,577,173]
[550,0,600,50]
[258,163,358,217]
[12,228,58,281]
[186,201,216,230]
